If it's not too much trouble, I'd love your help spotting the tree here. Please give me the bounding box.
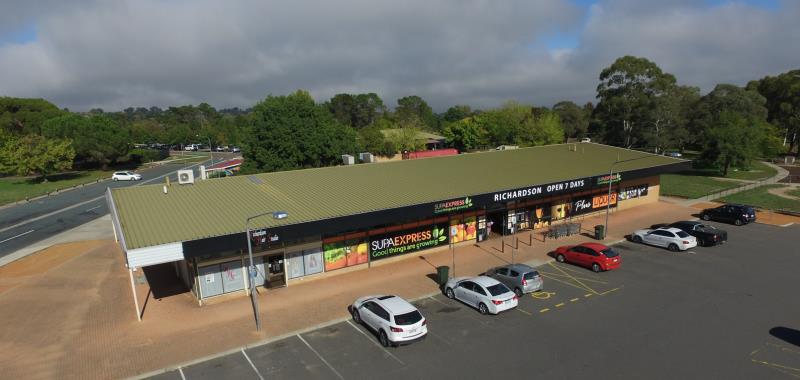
[646,85,700,153]
[691,84,769,141]
[700,112,778,176]
[0,97,64,135]
[553,101,589,139]
[443,117,489,151]
[0,134,75,181]
[358,126,394,156]
[41,114,131,169]
[748,69,800,156]
[516,110,564,146]
[594,56,677,148]
[442,105,473,123]
[242,90,358,172]
[396,96,437,131]
[327,93,385,129]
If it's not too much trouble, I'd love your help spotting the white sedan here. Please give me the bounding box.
[444,276,518,315]
[111,171,142,181]
[351,295,427,347]
[631,227,697,252]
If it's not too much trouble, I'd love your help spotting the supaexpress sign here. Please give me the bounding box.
[597,173,622,185]
[434,197,473,214]
[492,179,587,202]
[369,223,449,261]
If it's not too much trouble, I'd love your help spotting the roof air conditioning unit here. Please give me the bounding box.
[359,152,374,163]
[342,154,355,165]
[177,169,195,185]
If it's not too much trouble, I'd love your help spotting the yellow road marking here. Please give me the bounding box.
[537,271,609,284]
[570,298,579,302]
[540,308,550,313]
[598,287,621,295]
[540,273,595,293]
[548,262,599,295]
[766,342,800,355]
[555,303,565,307]
[531,291,556,300]
[751,359,800,376]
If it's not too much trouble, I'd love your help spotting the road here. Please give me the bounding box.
[146,221,800,379]
[0,158,212,260]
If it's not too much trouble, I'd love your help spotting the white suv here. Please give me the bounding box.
[111,171,142,181]
[351,295,427,347]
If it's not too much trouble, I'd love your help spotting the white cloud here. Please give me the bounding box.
[0,0,797,111]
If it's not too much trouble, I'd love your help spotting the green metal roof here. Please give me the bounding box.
[380,129,446,141]
[111,143,684,250]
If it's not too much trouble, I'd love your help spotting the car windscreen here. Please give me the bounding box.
[676,231,690,238]
[601,248,619,258]
[394,310,423,325]
[486,283,510,296]
[523,271,539,280]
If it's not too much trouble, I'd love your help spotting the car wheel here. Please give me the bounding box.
[514,287,523,298]
[734,219,743,226]
[445,288,455,299]
[113,178,118,181]
[352,309,361,324]
[379,330,390,347]
[478,303,489,315]
[592,263,601,273]
[632,235,642,243]
[702,214,711,221]
[556,254,566,263]
[668,243,679,252]
[697,239,704,247]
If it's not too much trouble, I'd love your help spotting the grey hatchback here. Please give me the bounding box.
[485,264,543,297]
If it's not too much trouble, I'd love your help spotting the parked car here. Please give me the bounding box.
[485,263,543,297]
[111,171,142,181]
[231,146,241,153]
[184,144,198,151]
[631,227,697,252]
[700,204,756,226]
[350,295,427,347]
[444,276,518,315]
[554,242,621,272]
[666,151,682,157]
[652,221,728,247]
[214,146,227,152]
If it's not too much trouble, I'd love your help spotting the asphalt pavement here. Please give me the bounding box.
[0,158,211,260]
[144,221,800,379]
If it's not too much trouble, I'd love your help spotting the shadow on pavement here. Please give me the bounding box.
[142,263,189,299]
[770,326,800,347]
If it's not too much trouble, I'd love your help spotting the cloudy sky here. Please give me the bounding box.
[0,0,797,112]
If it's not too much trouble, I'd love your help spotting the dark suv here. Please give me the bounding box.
[700,204,756,226]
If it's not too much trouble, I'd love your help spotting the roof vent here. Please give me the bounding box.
[248,175,264,185]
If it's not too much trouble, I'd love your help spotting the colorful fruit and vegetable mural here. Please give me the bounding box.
[324,239,368,271]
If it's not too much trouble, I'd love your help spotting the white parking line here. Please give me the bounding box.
[241,348,265,380]
[178,367,187,380]
[85,205,101,212]
[346,320,405,365]
[297,334,345,380]
[0,229,35,244]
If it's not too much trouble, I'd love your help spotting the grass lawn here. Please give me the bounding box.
[677,160,777,181]
[715,185,800,212]
[0,170,113,206]
[787,187,800,198]
[660,173,741,199]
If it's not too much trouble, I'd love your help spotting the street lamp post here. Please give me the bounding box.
[603,156,654,238]
[245,210,288,331]
[197,134,213,166]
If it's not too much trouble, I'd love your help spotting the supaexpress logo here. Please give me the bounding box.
[597,173,622,185]
[434,197,473,214]
[370,226,447,259]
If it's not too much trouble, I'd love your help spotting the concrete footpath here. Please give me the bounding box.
[0,202,725,379]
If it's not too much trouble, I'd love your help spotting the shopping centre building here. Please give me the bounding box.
[107,143,687,316]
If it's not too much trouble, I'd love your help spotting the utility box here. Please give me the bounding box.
[342,154,355,165]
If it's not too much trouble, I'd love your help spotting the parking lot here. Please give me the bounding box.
[147,221,800,379]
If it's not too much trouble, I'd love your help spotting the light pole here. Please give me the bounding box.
[245,210,288,331]
[197,134,213,165]
[603,155,654,238]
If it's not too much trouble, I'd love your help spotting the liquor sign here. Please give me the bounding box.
[572,193,618,216]
[369,223,449,261]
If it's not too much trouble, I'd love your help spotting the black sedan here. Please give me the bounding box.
[651,221,728,247]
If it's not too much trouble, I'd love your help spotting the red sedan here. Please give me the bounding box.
[554,243,621,272]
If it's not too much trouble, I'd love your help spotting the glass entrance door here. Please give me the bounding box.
[265,253,286,288]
